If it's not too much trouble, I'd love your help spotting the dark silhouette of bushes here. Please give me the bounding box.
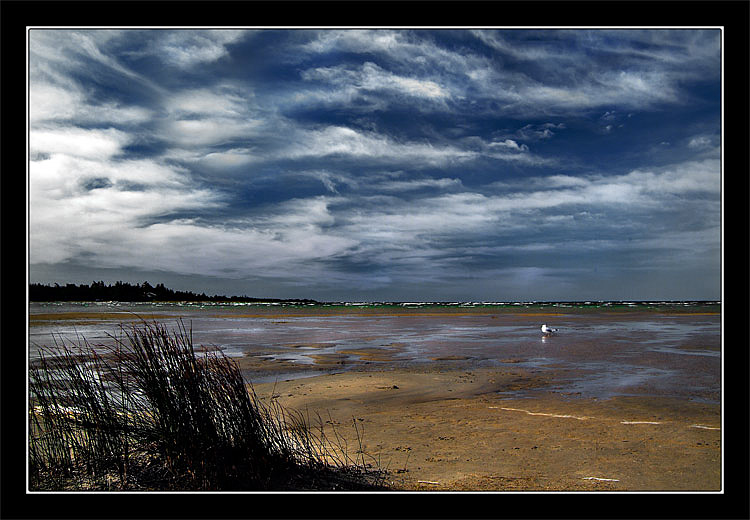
[29,321,387,491]
[29,281,320,304]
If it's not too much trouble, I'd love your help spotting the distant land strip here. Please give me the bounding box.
[28,281,319,305]
[29,282,721,312]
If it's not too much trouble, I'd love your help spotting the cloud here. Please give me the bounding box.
[195,149,257,170]
[31,30,165,99]
[152,30,247,68]
[164,85,251,117]
[161,118,260,148]
[302,61,450,101]
[280,125,477,166]
[151,83,265,148]
[488,139,528,152]
[102,216,355,279]
[30,126,131,160]
[470,30,567,62]
[318,157,720,274]
[376,177,463,192]
[29,83,153,125]
[617,159,721,195]
[687,134,716,150]
[457,136,552,166]
[29,172,221,266]
[295,30,485,108]
[516,70,679,114]
[289,29,719,126]
[515,123,565,141]
[302,30,404,55]
[31,191,357,281]
[28,120,225,267]
[467,29,718,116]
[30,32,156,126]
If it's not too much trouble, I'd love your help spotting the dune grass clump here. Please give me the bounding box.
[29,320,388,491]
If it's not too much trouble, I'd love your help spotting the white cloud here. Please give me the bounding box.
[196,149,257,170]
[164,85,251,118]
[97,218,355,278]
[265,126,553,169]
[302,62,450,101]
[30,55,153,126]
[155,30,247,68]
[302,30,408,56]
[323,157,721,265]
[488,139,528,152]
[155,83,264,148]
[688,135,714,149]
[462,136,552,166]
[31,30,165,96]
[296,29,717,119]
[386,74,448,100]
[29,84,84,123]
[515,123,565,141]
[532,175,590,189]
[471,30,567,62]
[517,70,679,114]
[290,170,360,194]
[282,126,476,166]
[29,116,224,267]
[470,30,716,116]
[376,177,462,192]
[618,159,720,195]
[30,127,131,160]
[602,70,678,105]
[29,169,221,266]
[30,191,357,280]
[162,118,260,147]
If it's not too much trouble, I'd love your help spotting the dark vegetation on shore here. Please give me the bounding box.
[29,320,388,491]
[29,282,719,311]
[29,281,320,304]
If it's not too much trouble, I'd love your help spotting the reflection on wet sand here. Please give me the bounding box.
[30,303,721,403]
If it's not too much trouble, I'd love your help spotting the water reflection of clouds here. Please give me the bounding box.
[554,362,676,400]
[29,309,720,401]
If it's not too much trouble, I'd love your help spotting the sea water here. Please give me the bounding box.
[28,301,721,403]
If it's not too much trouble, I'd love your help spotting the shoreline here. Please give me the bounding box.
[28,300,721,322]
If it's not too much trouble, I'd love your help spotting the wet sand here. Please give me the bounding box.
[251,365,721,491]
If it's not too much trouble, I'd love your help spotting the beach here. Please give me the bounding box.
[28,302,722,491]
[252,367,721,491]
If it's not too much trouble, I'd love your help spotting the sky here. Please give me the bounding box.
[27,28,722,302]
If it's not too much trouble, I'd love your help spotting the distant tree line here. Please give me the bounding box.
[29,281,319,304]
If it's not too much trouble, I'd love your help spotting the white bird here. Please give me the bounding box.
[541,324,558,337]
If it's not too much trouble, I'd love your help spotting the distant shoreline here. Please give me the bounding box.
[28,301,721,325]
[29,283,721,307]
[28,281,320,305]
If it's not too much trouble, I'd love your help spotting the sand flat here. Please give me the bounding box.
[253,366,721,491]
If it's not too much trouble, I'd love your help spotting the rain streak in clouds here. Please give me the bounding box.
[28,29,722,301]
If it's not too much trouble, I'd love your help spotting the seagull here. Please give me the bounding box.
[541,324,558,337]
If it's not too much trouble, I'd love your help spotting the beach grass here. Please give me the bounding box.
[28,320,388,491]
